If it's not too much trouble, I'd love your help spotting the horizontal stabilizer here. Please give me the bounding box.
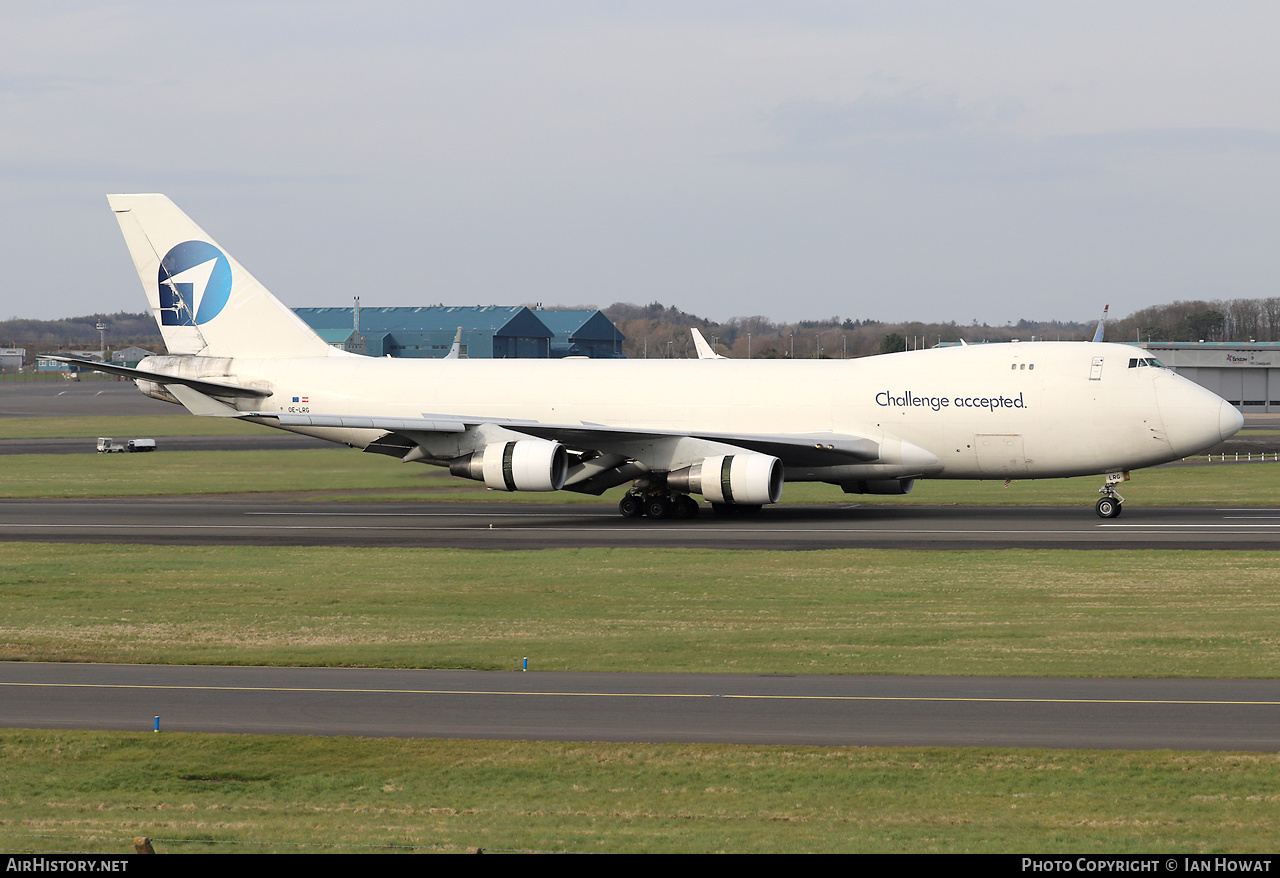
[167,384,242,417]
[43,355,271,398]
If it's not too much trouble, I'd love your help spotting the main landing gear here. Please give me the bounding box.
[1095,472,1128,519]
[618,490,700,520]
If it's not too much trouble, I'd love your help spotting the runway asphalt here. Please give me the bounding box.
[0,434,332,454]
[5,663,1280,750]
[4,496,1280,550]
[0,379,174,417]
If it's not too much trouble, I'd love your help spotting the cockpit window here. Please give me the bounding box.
[1128,357,1167,369]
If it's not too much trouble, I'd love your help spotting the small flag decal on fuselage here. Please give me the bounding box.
[292,396,309,403]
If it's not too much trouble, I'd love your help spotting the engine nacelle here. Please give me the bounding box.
[668,453,783,505]
[840,478,915,495]
[450,439,568,492]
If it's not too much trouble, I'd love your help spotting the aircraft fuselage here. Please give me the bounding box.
[137,338,1238,486]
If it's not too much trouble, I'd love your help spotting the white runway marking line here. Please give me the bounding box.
[238,517,1111,536]
[1100,523,1280,528]
[245,511,590,518]
[4,524,1116,537]
[1101,508,1280,527]
[0,520,1190,536]
[2,680,1278,707]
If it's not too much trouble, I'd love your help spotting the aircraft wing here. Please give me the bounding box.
[266,410,879,467]
[508,422,878,466]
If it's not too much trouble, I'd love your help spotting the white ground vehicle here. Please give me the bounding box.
[96,437,156,453]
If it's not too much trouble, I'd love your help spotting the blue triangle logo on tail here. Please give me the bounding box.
[158,240,233,326]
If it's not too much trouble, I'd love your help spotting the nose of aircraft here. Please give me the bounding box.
[1218,398,1245,442]
[1158,377,1243,457]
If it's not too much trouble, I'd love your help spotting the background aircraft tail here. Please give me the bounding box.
[108,194,337,358]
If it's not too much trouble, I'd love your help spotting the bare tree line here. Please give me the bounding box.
[602,302,1093,359]
[606,297,1280,359]
[1110,299,1280,345]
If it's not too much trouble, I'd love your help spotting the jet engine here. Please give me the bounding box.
[667,453,783,505]
[449,439,569,492]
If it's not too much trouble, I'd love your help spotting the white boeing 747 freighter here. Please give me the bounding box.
[59,194,1243,520]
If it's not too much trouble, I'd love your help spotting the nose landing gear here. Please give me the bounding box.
[1095,471,1128,518]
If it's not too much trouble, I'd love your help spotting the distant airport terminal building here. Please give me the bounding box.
[1143,341,1280,413]
[293,305,625,359]
[0,348,23,372]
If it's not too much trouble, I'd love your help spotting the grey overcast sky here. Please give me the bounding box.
[4,1,1280,324]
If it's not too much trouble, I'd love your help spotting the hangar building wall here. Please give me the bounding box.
[1144,342,1280,413]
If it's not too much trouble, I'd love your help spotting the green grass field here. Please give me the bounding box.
[3,543,1279,677]
[3,731,1277,854]
[0,414,270,440]
[3,446,1279,507]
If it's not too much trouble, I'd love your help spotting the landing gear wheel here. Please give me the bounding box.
[671,495,699,519]
[1095,496,1122,519]
[644,496,671,520]
[618,494,644,519]
[1095,472,1128,519]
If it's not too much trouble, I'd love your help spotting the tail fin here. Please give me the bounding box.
[443,326,466,359]
[690,327,727,359]
[1092,304,1109,344]
[108,194,336,358]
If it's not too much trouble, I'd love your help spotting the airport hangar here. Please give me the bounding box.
[292,304,626,360]
[1142,341,1280,413]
